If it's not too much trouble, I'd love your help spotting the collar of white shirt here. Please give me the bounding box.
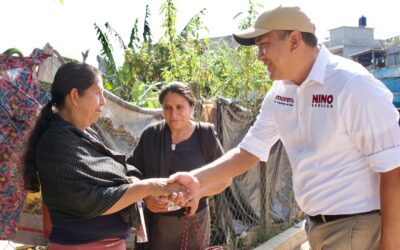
[304,44,330,86]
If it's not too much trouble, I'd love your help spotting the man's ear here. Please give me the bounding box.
[289,31,302,51]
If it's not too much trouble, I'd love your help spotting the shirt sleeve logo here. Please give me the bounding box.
[274,95,294,107]
[312,94,334,108]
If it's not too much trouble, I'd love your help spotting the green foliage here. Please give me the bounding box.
[95,0,271,108]
[235,0,263,29]
[94,22,121,92]
[128,18,140,50]
[206,44,270,106]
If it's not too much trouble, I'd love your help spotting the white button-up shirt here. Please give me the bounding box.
[239,45,400,216]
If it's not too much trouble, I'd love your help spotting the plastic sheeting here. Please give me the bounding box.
[93,90,163,157]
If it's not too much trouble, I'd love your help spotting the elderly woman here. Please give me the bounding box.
[23,62,184,250]
[128,82,231,250]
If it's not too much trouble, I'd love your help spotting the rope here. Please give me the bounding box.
[180,212,190,250]
[180,208,209,250]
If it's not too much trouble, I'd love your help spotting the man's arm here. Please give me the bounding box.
[170,147,257,215]
[169,147,259,203]
[380,166,400,249]
[192,147,259,186]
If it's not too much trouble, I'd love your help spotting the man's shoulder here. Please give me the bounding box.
[327,54,369,78]
[322,54,378,93]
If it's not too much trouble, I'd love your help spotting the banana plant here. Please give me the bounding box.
[94,22,119,90]
[94,5,164,105]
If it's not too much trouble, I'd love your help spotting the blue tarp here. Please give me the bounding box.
[372,66,400,109]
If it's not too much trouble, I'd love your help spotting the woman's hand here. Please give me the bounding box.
[144,195,169,213]
[143,179,188,213]
[144,178,188,200]
[168,172,200,202]
[101,177,187,216]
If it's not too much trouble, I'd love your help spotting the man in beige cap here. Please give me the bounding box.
[169,6,400,249]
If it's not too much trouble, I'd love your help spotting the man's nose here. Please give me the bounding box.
[257,48,265,61]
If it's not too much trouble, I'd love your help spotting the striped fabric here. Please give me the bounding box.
[36,115,140,229]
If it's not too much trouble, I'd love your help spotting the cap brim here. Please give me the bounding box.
[232,28,272,46]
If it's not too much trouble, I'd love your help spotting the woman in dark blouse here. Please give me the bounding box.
[128,82,231,250]
[22,62,184,250]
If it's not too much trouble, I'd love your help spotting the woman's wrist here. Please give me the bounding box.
[140,178,155,196]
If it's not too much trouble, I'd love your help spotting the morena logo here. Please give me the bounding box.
[312,94,334,108]
[275,95,294,103]
[274,95,294,106]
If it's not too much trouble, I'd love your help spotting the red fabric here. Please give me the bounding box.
[48,238,126,250]
[42,203,52,238]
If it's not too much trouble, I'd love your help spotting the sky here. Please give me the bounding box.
[1,0,399,66]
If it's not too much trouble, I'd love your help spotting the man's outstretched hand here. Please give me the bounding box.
[168,172,200,213]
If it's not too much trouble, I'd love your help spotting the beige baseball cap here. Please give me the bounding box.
[233,6,315,46]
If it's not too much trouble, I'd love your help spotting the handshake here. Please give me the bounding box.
[144,172,202,216]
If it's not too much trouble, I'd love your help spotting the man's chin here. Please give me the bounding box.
[269,74,287,81]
